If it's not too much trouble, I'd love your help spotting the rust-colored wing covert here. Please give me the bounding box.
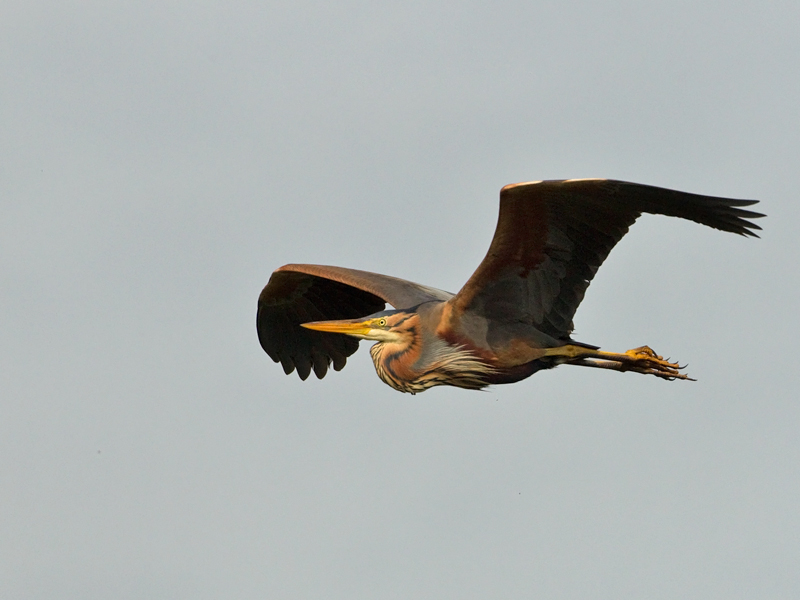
[257,264,452,380]
[451,179,764,340]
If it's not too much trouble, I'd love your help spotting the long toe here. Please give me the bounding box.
[623,346,695,380]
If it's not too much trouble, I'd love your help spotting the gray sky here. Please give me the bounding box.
[2,1,799,598]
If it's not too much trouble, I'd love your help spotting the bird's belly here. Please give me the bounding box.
[484,359,553,384]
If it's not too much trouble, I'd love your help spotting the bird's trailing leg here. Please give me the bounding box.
[543,345,695,381]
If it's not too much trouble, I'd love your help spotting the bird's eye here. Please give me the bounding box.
[378,318,387,327]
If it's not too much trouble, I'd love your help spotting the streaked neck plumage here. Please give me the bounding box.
[368,309,496,394]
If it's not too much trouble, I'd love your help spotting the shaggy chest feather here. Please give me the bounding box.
[368,338,496,394]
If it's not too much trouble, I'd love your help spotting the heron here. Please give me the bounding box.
[257,179,763,394]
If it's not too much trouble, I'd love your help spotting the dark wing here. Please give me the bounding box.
[257,264,453,380]
[450,179,764,340]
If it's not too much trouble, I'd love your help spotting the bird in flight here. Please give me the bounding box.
[257,179,763,394]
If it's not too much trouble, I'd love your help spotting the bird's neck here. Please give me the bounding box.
[369,332,495,395]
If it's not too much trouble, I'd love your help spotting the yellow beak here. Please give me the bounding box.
[300,319,372,336]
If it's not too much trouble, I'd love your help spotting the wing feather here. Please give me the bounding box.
[451,179,764,340]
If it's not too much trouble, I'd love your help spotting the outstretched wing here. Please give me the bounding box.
[451,179,764,340]
[257,264,453,380]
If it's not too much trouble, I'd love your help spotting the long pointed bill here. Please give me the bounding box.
[300,318,372,337]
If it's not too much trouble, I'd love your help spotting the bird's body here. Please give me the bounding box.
[257,179,763,393]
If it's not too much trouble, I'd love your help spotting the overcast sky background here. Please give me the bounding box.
[2,1,799,598]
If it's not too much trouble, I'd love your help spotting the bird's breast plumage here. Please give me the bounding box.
[368,336,497,394]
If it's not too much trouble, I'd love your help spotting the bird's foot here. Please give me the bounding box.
[620,346,694,381]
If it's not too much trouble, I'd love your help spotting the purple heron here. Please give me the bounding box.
[257,179,763,394]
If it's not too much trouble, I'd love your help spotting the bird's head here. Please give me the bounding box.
[302,310,427,393]
[300,310,417,345]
